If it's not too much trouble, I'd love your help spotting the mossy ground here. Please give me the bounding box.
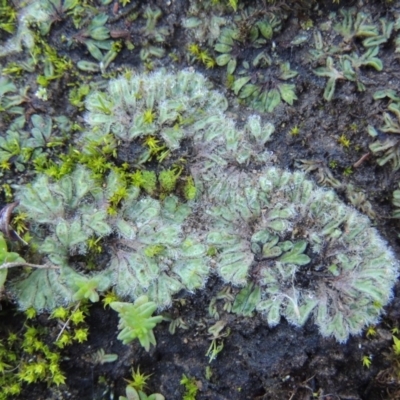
[2,0,400,399]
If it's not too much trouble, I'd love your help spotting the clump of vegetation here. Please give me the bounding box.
[119,385,164,400]
[110,296,163,351]
[0,302,93,399]
[0,0,17,34]
[13,164,210,310]
[1,1,400,399]
[180,374,199,400]
[368,90,400,170]
[204,167,398,342]
[0,114,70,172]
[310,8,391,101]
[232,61,298,112]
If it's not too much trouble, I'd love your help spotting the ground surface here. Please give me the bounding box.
[2,0,400,399]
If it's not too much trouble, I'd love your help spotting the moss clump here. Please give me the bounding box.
[7,70,399,343]
[203,167,398,342]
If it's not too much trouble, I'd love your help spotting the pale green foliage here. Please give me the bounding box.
[0,233,26,291]
[393,187,400,219]
[232,61,298,112]
[83,70,274,169]
[111,295,163,351]
[73,13,111,61]
[368,90,400,170]
[185,7,293,113]
[139,7,169,61]
[310,8,389,101]
[204,167,398,342]
[110,195,209,308]
[15,165,210,310]
[0,76,26,115]
[334,9,393,47]
[395,16,400,54]
[11,267,74,311]
[0,114,70,171]
[314,49,382,101]
[17,166,111,265]
[8,70,399,344]
[214,21,280,74]
[66,269,111,302]
[83,70,228,153]
[232,283,260,317]
[119,386,164,400]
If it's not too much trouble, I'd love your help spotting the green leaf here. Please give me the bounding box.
[110,296,163,351]
[90,26,110,41]
[364,57,382,71]
[0,269,7,289]
[215,53,231,66]
[70,272,111,303]
[173,258,209,290]
[11,266,74,311]
[279,240,310,265]
[91,13,108,27]
[323,77,337,101]
[85,40,104,61]
[214,43,232,53]
[373,89,400,101]
[232,76,252,96]
[218,31,234,46]
[251,230,271,244]
[227,58,237,75]
[262,244,282,258]
[279,83,298,106]
[279,62,298,80]
[232,283,261,316]
[238,84,258,99]
[257,20,273,39]
[265,89,281,112]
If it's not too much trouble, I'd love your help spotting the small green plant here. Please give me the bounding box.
[289,125,300,136]
[338,134,351,148]
[0,114,70,171]
[125,367,152,392]
[232,283,261,317]
[69,84,90,109]
[0,305,85,398]
[366,326,377,338]
[183,177,197,201]
[0,76,28,116]
[362,355,372,368]
[0,232,26,293]
[206,321,230,363]
[393,335,400,356]
[119,385,164,400]
[159,167,182,194]
[343,166,353,176]
[232,61,298,113]
[313,57,352,101]
[90,348,118,365]
[368,90,400,170]
[329,160,338,169]
[310,9,388,101]
[0,0,17,34]
[180,374,199,400]
[187,43,216,69]
[110,296,163,351]
[102,290,119,308]
[72,13,111,61]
